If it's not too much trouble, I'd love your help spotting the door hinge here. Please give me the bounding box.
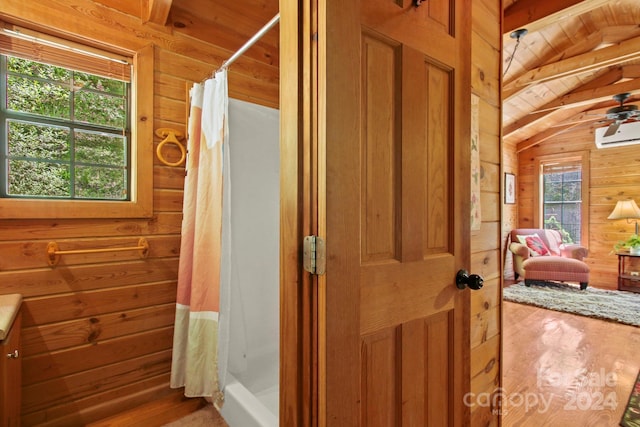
[303,235,326,275]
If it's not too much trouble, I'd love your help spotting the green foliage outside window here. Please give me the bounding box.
[542,168,582,244]
[1,55,130,200]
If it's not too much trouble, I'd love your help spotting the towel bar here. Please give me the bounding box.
[47,238,149,266]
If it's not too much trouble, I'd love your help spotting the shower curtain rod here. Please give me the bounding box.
[217,13,280,73]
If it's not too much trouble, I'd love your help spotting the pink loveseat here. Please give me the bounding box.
[509,228,589,290]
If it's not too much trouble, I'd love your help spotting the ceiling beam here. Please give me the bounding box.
[503,30,605,101]
[550,101,640,127]
[508,81,640,148]
[504,36,640,92]
[503,25,640,101]
[504,68,623,137]
[532,78,640,113]
[550,107,610,127]
[503,0,611,35]
[142,0,172,26]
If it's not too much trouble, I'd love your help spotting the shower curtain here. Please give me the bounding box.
[170,70,231,405]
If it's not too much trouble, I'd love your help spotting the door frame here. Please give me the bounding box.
[279,0,318,425]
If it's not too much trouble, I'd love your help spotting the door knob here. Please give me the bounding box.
[456,269,484,290]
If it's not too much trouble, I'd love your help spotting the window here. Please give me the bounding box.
[542,161,582,243]
[537,153,589,245]
[0,23,153,218]
[1,55,130,200]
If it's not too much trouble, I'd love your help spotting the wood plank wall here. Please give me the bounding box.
[470,0,503,425]
[515,126,640,290]
[0,0,504,425]
[0,1,278,425]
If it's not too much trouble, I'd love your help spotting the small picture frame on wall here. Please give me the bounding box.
[505,172,516,204]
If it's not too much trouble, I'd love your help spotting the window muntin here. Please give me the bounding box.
[1,54,131,200]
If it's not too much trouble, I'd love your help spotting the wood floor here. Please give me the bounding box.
[502,301,640,426]
[87,389,229,427]
[87,300,639,426]
[86,390,226,426]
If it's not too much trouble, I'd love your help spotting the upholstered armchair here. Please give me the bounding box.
[509,228,589,290]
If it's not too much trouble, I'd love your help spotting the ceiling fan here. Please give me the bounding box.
[602,92,640,137]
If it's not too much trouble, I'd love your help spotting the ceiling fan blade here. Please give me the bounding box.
[603,121,621,137]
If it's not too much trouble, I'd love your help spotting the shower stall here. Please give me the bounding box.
[219,98,280,427]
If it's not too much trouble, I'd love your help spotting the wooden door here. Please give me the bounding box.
[318,0,472,425]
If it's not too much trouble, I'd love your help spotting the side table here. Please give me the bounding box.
[617,251,640,293]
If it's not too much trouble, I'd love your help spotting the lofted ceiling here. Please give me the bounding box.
[96,0,279,77]
[502,0,640,152]
[110,0,640,155]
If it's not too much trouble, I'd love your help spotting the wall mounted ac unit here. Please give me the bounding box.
[595,121,640,148]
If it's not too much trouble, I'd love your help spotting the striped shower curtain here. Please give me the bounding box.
[170,70,230,405]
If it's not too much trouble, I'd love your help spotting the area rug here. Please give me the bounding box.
[503,282,640,327]
[621,370,640,427]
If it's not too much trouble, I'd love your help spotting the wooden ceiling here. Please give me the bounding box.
[502,0,640,152]
[114,0,640,153]
[89,0,280,104]
[168,0,279,64]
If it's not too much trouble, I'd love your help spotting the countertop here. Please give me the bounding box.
[0,294,22,341]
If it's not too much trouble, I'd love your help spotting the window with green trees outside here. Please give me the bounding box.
[0,24,153,219]
[1,55,130,200]
[542,161,582,244]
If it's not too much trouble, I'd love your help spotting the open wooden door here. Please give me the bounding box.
[316,0,473,425]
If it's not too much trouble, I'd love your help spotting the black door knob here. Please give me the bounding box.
[455,269,484,290]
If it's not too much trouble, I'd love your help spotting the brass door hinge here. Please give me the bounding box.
[303,235,326,275]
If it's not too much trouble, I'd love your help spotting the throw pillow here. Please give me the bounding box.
[516,234,529,246]
[516,234,550,257]
[543,229,562,256]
